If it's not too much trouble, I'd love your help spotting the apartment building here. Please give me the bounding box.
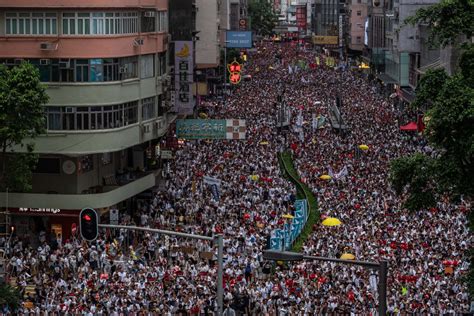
[0,0,172,240]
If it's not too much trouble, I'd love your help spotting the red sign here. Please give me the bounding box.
[296,5,307,32]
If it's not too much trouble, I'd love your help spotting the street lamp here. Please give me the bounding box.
[263,250,388,315]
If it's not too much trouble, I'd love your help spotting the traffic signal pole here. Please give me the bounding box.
[98,224,224,315]
[263,250,388,315]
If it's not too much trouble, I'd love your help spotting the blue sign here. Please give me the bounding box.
[226,31,253,48]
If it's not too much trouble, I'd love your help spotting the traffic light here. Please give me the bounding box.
[80,208,98,241]
[227,59,242,85]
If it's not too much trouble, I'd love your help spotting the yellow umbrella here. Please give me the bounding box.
[260,141,269,145]
[282,214,295,219]
[359,144,369,150]
[250,175,259,181]
[340,253,355,260]
[319,174,332,180]
[199,112,208,119]
[322,217,342,226]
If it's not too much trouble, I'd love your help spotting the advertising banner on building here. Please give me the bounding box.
[176,119,246,139]
[296,5,307,33]
[312,36,338,45]
[226,31,253,48]
[174,41,194,115]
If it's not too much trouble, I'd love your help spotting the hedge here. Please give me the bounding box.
[278,151,320,252]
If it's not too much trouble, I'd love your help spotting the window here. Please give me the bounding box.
[120,56,138,80]
[45,101,140,131]
[157,53,167,76]
[61,12,138,35]
[78,155,94,173]
[6,12,57,35]
[356,36,362,44]
[357,10,362,16]
[142,97,156,120]
[140,54,155,79]
[141,11,156,32]
[157,11,168,32]
[34,158,60,174]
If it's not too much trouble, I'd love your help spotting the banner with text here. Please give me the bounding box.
[174,41,194,115]
[176,119,246,140]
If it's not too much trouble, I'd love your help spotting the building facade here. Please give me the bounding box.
[347,0,368,52]
[0,0,172,240]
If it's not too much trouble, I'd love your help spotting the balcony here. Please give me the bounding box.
[0,0,167,9]
[0,170,159,210]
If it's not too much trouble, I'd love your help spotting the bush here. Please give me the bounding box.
[279,151,320,252]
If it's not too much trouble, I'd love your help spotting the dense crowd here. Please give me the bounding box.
[3,41,471,314]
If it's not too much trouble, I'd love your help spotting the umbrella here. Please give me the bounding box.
[282,214,295,219]
[199,112,208,119]
[322,217,341,226]
[359,144,369,150]
[319,174,332,180]
[340,253,355,260]
[260,141,269,145]
[250,175,259,181]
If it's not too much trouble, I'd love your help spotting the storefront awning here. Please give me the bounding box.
[377,73,397,85]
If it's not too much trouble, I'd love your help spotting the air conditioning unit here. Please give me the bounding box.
[40,42,56,50]
[40,59,51,65]
[119,66,128,73]
[144,11,155,17]
[14,59,24,65]
[133,38,144,46]
[59,60,71,68]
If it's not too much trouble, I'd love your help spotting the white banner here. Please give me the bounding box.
[203,176,222,187]
[175,41,194,115]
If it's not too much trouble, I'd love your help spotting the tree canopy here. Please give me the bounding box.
[0,62,48,192]
[248,0,278,36]
[404,0,474,47]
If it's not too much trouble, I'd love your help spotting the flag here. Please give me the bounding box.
[288,65,293,74]
[328,166,335,178]
[316,56,320,65]
[335,166,348,180]
[210,184,220,201]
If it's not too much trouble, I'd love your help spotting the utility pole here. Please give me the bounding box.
[98,224,225,315]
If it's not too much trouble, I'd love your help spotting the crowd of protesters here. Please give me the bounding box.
[2,40,471,315]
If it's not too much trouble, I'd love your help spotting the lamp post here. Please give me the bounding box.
[98,224,225,315]
[263,250,388,315]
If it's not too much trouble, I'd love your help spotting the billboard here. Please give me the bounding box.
[176,119,246,139]
[312,36,338,45]
[226,31,253,48]
[174,41,194,115]
[296,5,307,33]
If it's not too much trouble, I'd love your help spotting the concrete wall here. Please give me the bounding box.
[349,0,368,51]
[196,0,220,67]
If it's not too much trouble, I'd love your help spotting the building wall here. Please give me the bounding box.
[348,0,368,51]
[196,0,219,67]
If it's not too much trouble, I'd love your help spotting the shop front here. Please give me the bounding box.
[9,207,80,244]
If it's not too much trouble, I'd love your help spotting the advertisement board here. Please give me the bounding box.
[176,119,246,139]
[226,31,253,48]
[174,41,194,115]
[312,36,338,45]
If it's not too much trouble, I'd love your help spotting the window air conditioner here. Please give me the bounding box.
[144,11,155,17]
[119,66,128,74]
[59,60,71,68]
[133,38,144,46]
[40,59,51,65]
[40,42,56,50]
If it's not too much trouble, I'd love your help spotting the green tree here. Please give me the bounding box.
[0,62,48,192]
[0,284,21,311]
[248,0,278,36]
[391,0,474,297]
[404,0,474,47]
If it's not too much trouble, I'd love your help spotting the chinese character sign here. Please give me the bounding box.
[174,41,194,115]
